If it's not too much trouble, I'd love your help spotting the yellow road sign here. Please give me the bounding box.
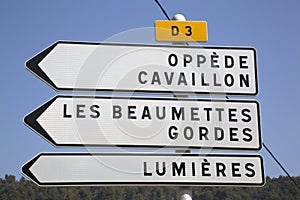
[155,20,208,42]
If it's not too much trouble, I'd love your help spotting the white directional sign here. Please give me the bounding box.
[22,153,265,186]
[24,96,262,150]
[26,41,258,95]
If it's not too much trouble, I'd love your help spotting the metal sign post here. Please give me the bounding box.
[22,12,265,200]
[172,13,193,200]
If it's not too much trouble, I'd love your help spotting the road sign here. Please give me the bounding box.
[22,153,265,186]
[155,20,208,42]
[24,96,262,150]
[26,41,258,95]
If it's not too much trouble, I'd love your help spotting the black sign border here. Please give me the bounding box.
[22,153,265,187]
[26,41,259,96]
[24,95,262,151]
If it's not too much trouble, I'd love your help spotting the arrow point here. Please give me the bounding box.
[21,153,42,186]
[24,96,59,147]
[26,41,60,91]
[26,41,59,70]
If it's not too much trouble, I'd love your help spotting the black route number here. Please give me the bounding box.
[171,25,192,37]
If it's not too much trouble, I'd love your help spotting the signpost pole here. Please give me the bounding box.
[22,10,264,195]
[172,13,193,200]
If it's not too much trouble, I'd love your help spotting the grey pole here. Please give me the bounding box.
[172,13,193,200]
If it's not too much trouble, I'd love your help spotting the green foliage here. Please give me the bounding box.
[0,175,299,199]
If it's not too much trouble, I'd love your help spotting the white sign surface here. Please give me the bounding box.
[22,153,265,186]
[26,41,258,95]
[24,96,262,150]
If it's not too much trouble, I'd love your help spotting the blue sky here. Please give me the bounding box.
[0,0,300,180]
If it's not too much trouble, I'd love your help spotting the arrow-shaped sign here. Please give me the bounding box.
[22,153,265,186]
[24,96,262,150]
[26,41,258,95]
